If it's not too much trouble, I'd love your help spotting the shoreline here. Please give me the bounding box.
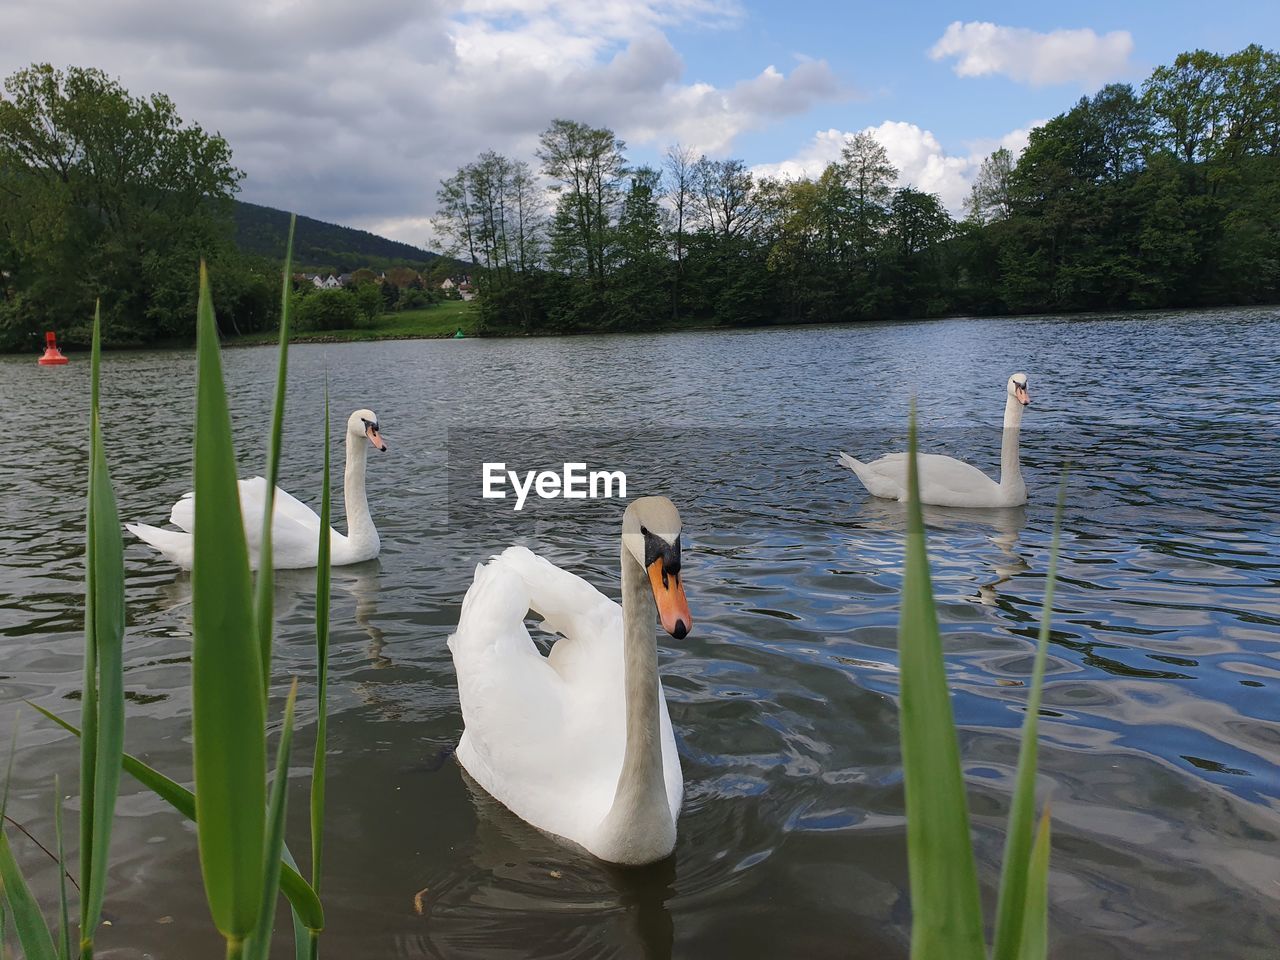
[8,301,1277,355]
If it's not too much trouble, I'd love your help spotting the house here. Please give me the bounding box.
[458,281,475,301]
[312,274,341,290]
[440,277,456,290]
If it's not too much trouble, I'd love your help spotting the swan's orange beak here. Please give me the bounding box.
[647,559,691,640]
[365,423,387,451]
[1014,383,1030,406]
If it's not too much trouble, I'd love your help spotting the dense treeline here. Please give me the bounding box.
[0,64,288,348]
[435,45,1280,334]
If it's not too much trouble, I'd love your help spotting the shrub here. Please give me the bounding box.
[295,288,357,331]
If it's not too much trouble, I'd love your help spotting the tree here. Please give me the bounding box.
[835,131,897,277]
[538,119,626,298]
[663,143,697,322]
[1091,84,1149,182]
[1142,50,1225,164]
[433,150,545,331]
[692,156,759,240]
[888,188,953,258]
[354,281,383,324]
[433,169,479,268]
[965,147,1015,225]
[610,166,668,329]
[0,63,242,346]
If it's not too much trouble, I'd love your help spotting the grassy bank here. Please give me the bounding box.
[229,300,477,346]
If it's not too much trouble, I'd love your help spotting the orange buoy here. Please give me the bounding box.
[38,331,68,365]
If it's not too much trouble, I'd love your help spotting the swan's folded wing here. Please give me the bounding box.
[913,453,1000,503]
[491,546,620,646]
[234,476,324,563]
[168,491,197,533]
[167,476,320,538]
[450,559,599,839]
[237,477,320,529]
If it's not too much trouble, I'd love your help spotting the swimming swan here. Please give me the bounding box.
[126,409,387,569]
[839,373,1031,508]
[448,496,691,866]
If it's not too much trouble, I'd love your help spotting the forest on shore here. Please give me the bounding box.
[434,45,1280,334]
[2,47,1278,350]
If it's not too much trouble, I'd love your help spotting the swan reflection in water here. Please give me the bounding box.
[854,498,1029,606]
[404,765,675,960]
[153,560,387,663]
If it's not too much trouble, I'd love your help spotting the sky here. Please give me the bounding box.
[1,0,1276,250]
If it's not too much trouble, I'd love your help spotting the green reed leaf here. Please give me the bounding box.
[992,478,1066,960]
[253,214,297,692]
[283,844,311,960]
[28,704,325,933]
[308,385,333,960]
[55,778,70,960]
[312,387,331,894]
[1015,807,1052,960]
[0,826,57,960]
[0,732,55,960]
[192,261,267,943]
[898,408,986,960]
[81,298,127,954]
[246,679,300,960]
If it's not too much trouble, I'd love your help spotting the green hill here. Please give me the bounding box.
[233,199,440,273]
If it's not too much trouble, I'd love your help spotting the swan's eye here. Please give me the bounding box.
[640,525,649,536]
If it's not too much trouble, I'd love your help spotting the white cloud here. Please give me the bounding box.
[752,118,1046,214]
[929,20,1133,87]
[0,0,846,246]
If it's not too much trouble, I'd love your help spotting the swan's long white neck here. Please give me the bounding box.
[342,431,379,553]
[598,543,674,860]
[999,394,1025,494]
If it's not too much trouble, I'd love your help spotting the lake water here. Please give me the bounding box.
[1,308,1278,958]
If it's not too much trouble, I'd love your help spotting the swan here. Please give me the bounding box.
[447,496,690,866]
[839,373,1031,508]
[126,409,387,570]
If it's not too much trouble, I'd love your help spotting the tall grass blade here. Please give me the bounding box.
[79,394,98,949]
[312,389,332,889]
[1015,808,1052,960]
[0,716,56,960]
[246,679,300,960]
[898,408,985,960]
[283,845,312,960]
[55,778,71,960]
[991,478,1065,960]
[191,262,267,946]
[28,704,324,933]
[83,299,127,957]
[253,214,297,692]
[307,387,333,960]
[0,827,56,960]
[81,301,127,955]
[2,711,16,817]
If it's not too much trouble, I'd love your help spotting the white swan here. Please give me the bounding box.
[126,409,387,570]
[839,373,1031,508]
[448,497,690,866]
